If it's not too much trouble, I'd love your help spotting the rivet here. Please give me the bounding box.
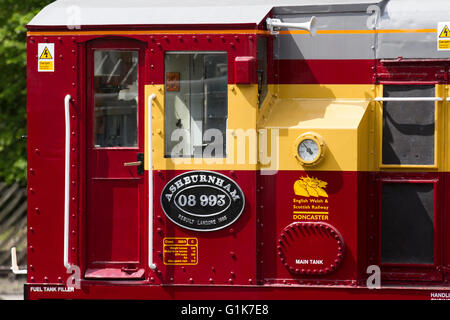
[211,266,216,272]
[58,277,62,283]
[44,277,48,282]
[35,148,40,155]
[228,278,233,284]
[34,207,40,214]
[248,278,253,284]
[189,278,194,283]
[209,278,214,283]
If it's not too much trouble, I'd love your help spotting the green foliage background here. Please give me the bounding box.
[0,0,52,185]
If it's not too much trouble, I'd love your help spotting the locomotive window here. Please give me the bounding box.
[164,52,228,158]
[381,85,435,166]
[381,183,434,264]
[257,37,268,108]
[93,50,138,147]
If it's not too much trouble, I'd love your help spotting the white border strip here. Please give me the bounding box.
[148,94,157,270]
[64,94,71,270]
[374,97,443,102]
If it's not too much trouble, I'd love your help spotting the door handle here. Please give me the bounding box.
[124,153,144,175]
[123,161,142,167]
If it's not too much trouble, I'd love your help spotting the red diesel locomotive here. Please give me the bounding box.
[19,0,450,300]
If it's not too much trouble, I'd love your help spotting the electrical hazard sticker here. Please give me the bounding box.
[438,23,450,51]
[38,43,55,72]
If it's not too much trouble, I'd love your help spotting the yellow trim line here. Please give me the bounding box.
[27,28,437,37]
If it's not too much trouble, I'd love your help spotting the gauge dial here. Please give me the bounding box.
[294,133,326,166]
[298,139,320,163]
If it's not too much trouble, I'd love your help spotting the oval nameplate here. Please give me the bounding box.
[161,171,245,232]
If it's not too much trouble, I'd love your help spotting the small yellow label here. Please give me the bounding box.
[163,237,198,265]
[39,47,53,60]
[294,176,328,198]
[38,43,55,72]
[38,61,53,71]
[439,40,450,50]
[439,25,450,38]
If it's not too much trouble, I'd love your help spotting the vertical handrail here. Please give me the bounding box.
[64,94,71,269]
[148,94,157,270]
[10,247,27,275]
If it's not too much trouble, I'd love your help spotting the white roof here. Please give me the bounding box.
[28,0,383,27]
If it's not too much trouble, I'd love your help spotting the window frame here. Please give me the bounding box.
[92,49,141,149]
[163,50,229,159]
[375,175,443,282]
[376,82,443,170]
[372,61,447,282]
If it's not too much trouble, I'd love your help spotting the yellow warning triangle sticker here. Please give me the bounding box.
[39,47,53,60]
[439,25,450,38]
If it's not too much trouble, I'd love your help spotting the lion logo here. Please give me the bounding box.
[294,176,328,198]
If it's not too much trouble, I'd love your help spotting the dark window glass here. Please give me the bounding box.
[382,85,435,165]
[93,50,138,147]
[381,183,434,264]
[164,52,228,158]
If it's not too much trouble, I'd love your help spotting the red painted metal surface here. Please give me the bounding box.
[25,29,450,299]
[276,59,375,84]
[234,56,257,84]
[152,170,258,286]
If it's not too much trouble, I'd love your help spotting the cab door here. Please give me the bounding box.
[84,39,146,279]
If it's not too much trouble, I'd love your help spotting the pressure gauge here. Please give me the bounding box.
[294,132,326,166]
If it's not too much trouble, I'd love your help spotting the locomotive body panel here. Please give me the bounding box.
[24,0,450,299]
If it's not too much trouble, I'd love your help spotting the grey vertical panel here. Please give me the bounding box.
[274,12,376,60]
